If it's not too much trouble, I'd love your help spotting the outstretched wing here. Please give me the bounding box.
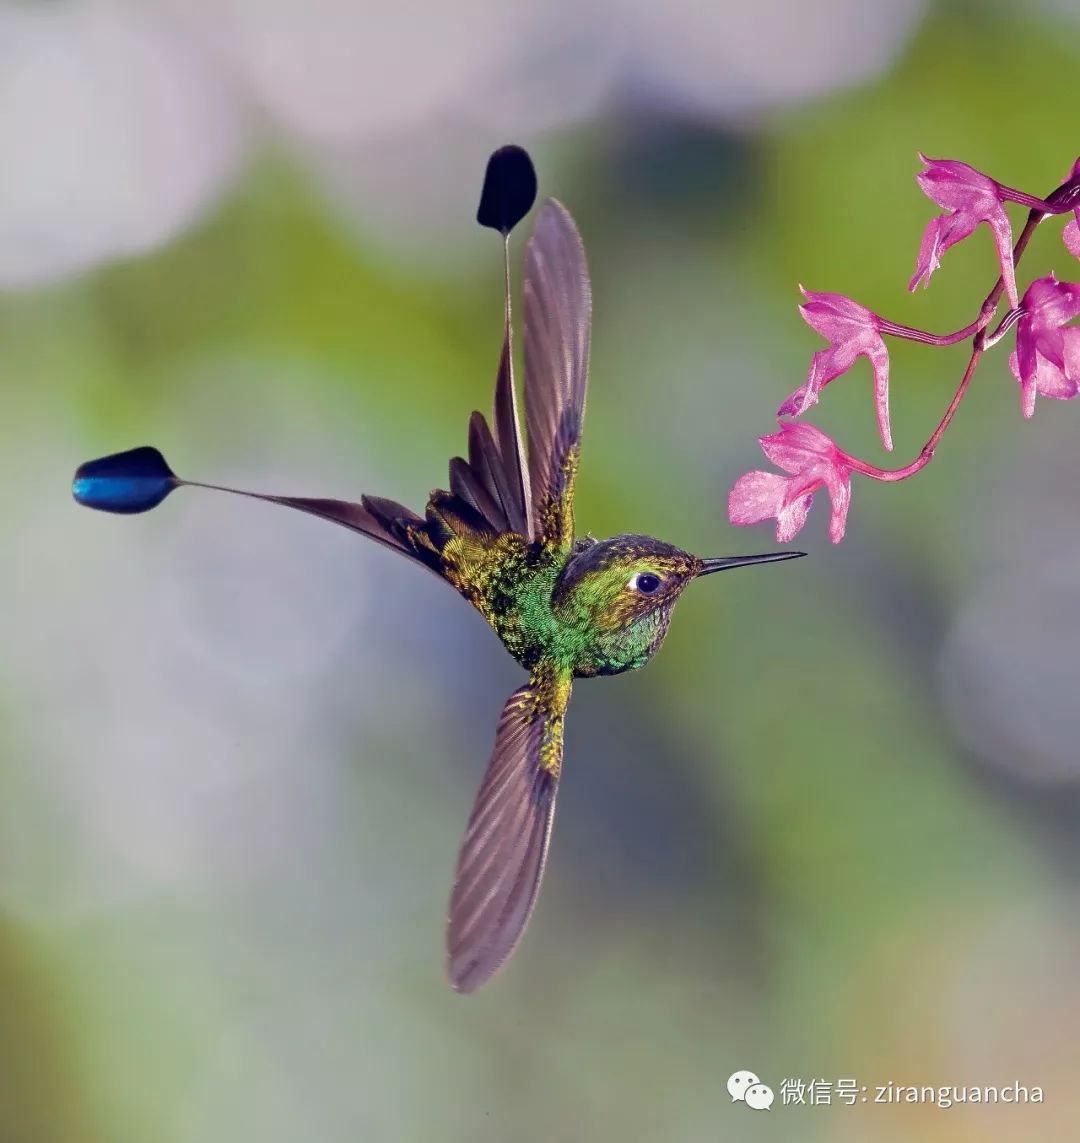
[447,669,571,993]
[523,200,592,551]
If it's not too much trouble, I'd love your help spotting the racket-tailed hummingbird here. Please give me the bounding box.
[73,146,804,992]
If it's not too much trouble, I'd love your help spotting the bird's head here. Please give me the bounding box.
[552,534,803,672]
[553,535,700,632]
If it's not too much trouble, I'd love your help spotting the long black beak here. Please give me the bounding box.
[697,551,806,576]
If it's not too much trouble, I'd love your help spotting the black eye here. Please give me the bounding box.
[633,572,662,595]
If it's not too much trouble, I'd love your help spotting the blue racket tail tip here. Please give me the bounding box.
[72,446,180,514]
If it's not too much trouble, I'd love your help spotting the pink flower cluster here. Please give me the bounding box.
[730,154,1080,543]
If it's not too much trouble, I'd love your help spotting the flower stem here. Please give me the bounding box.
[876,316,985,346]
[850,349,982,482]
[852,209,1045,483]
[982,307,1024,349]
[997,185,1054,212]
[1044,176,1080,214]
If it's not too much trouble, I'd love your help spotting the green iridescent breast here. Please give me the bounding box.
[573,603,676,677]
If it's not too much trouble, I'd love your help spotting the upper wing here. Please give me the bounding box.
[523,200,592,551]
[446,669,571,993]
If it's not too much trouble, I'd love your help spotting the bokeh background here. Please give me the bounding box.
[4,1,1080,1139]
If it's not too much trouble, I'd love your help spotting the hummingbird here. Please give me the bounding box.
[72,146,804,993]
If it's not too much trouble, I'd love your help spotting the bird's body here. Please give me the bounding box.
[409,510,695,680]
[73,149,803,993]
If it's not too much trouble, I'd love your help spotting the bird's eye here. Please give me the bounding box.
[630,572,662,595]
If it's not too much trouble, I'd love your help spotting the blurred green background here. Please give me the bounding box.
[4,1,1080,1139]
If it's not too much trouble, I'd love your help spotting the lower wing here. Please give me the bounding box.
[446,670,571,993]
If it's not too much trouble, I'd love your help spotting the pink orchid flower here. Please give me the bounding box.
[1008,273,1080,418]
[729,422,854,544]
[779,289,893,450]
[908,155,1018,308]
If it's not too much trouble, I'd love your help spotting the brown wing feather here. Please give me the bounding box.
[491,330,531,535]
[448,456,504,527]
[462,411,520,535]
[218,491,434,567]
[523,200,592,550]
[447,676,570,993]
[445,339,530,538]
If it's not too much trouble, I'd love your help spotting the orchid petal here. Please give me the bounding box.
[909,156,1016,305]
[729,423,855,544]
